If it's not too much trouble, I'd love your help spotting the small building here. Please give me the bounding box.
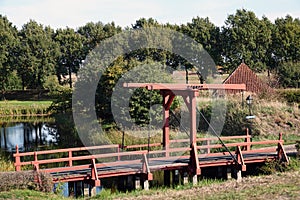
[223,63,273,94]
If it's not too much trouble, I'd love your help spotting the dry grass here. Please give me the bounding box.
[112,170,300,200]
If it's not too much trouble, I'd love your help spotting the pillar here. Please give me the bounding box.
[191,174,198,186]
[90,180,102,197]
[162,92,175,157]
[181,171,189,185]
[143,180,149,190]
[226,167,232,180]
[172,170,180,185]
[232,168,242,182]
[164,170,171,187]
[134,176,141,190]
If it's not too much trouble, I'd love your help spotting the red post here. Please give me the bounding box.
[14,145,21,171]
[68,150,73,166]
[34,152,39,171]
[162,91,175,157]
[279,133,283,143]
[206,140,210,154]
[188,92,197,146]
[245,128,251,151]
[117,144,121,161]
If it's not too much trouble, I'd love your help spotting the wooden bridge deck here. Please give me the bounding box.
[49,151,278,182]
[13,132,289,187]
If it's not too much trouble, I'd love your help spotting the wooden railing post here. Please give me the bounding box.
[278,132,283,142]
[277,133,289,164]
[207,140,210,154]
[245,128,251,151]
[34,152,39,171]
[68,150,73,167]
[235,146,246,171]
[14,145,21,171]
[117,144,121,161]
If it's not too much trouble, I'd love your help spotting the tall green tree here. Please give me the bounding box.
[221,9,272,72]
[17,20,60,89]
[54,27,86,88]
[271,15,300,65]
[77,21,122,55]
[0,15,19,97]
[180,17,222,66]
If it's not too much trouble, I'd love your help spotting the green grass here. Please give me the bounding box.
[0,189,67,200]
[0,100,52,116]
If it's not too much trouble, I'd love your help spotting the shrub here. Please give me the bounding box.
[0,171,53,192]
[259,159,287,175]
[279,89,300,104]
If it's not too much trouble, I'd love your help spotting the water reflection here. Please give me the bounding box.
[0,122,58,152]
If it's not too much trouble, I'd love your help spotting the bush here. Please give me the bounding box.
[0,171,53,192]
[279,89,300,104]
[277,61,300,88]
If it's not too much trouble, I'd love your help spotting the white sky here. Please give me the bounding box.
[0,0,299,30]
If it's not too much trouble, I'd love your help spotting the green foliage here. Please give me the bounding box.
[197,99,254,136]
[48,87,72,114]
[277,62,300,88]
[0,151,15,171]
[0,100,52,116]
[180,17,222,66]
[97,58,175,126]
[272,15,300,63]
[221,9,273,72]
[0,15,19,94]
[17,20,60,89]
[0,171,53,192]
[259,159,288,175]
[54,27,86,88]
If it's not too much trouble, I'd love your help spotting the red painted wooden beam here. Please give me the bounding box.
[123,83,246,91]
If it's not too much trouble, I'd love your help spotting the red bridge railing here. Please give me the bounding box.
[13,130,289,181]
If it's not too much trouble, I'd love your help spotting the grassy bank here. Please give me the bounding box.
[1,162,299,200]
[0,100,52,116]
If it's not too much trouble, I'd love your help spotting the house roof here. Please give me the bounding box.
[223,63,272,94]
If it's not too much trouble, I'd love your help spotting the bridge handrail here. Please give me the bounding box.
[13,144,120,157]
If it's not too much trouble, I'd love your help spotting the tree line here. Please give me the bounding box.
[0,8,300,95]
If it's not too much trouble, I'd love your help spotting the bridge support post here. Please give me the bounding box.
[90,180,102,197]
[162,91,175,157]
[143,179,149,190]
[164,170,171,186]
[226,167,232,180]
[181,171,189,185]
[172,170,180,185]
[134,176,141,190]
[235,169,242,182]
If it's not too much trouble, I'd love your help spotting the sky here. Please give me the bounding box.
[0,0,299,30]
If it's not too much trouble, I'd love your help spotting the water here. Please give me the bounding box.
[0,121,58,152]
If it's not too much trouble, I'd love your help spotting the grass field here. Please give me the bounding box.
[0,100,52,116]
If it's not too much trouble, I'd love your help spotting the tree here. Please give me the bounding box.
[54,27,86,88]
[277,61,300,88]
[0,15,19,98]
[17,20,60,89]
[180,17,222,66]
[271,15,300,66]
[221,9,272,72]
[77,21,122,56]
